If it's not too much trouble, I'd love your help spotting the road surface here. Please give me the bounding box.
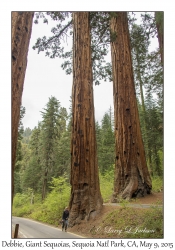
[12,217,83,239]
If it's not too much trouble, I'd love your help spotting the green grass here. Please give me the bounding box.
[93,206,163,238]
[99,169,114,202]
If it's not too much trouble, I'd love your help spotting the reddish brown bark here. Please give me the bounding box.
[69,12,103,226]
[12,12,34,202]
[110,12,152,200]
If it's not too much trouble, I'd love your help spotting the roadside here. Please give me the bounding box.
[68,191,163,238]
[12,191,163,239]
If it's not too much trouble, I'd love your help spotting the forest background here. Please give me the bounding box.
[0,1,175,242]
[12,11,164,224]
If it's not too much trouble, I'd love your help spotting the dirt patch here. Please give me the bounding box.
[67,205,120,238]
[130,191,163,205]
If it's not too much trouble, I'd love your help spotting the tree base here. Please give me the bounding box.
[111,183,151,203]
[68,185,103,227]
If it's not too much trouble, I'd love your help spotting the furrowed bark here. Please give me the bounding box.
[110,12,152,201]
[12,12,34,202]
[69,12,103,226]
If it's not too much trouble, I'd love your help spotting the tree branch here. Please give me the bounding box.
[43,19,73,47]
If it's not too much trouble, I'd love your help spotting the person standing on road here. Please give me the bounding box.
[62,207,69,232]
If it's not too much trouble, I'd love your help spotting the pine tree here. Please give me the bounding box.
[54,107,71,177]
[144,95,163,176]
[22,127,32,144]
[98,110,115,174]
[40,96,61,199]
[21,124,42,193]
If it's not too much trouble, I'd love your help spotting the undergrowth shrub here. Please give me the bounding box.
[99,168,114,202]
[13,177,71,226]
[152,176,163,192]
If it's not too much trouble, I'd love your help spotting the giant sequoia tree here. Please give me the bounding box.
[110,12,152,200]
[155,12,163,65]
[12,11,34,201]
[69,12,103,226]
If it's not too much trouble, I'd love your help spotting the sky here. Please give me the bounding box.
[1,1,175,244]
[22,12,159,130]
[22,15,114,129]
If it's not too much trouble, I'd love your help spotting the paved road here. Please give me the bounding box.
[12,217,83,239]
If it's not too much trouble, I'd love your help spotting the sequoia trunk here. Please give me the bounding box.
[155,12,163,65]
[12,12,34,202]
[69,12,103,226]
[110,12,152,200]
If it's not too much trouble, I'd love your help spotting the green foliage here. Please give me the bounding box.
[33,11,112,85]
[22,127,32,144]
[21,155,42,192]
[130,14,163,177]
[12,191,34,217]
[155,12,163,33]
[14,106,26,194]
[152,176,163,192]
[14,172,22,194]
[13,192,30,207]
[118,197,130,208]
[110,31,117,42]
[140,12,157,40]
[38,96,63,198]
[13,205,33,217]
[109,12,118,19]
[140,206,163,238]
[96,108,115,174]
[99,167,114,202]
[12,177,70,226]
[18,97,72,199]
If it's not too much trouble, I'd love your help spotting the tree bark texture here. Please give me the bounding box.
[12,12,34,202]
[155,12,163,65]
[69,12,103,226]
[110,12,152,200]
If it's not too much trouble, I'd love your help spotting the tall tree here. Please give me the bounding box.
[98,110,115,174]
[14,106,25,194]
[40,96,61,199]
[22,124,42,193]
[110,12,152,200]
[69,12,103,226]
[144,95,163,176]
[32,12,112,85]
[54,107,71,177]
[130,23,152,171]
[12,11,34,201]
[155,12,163,65]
